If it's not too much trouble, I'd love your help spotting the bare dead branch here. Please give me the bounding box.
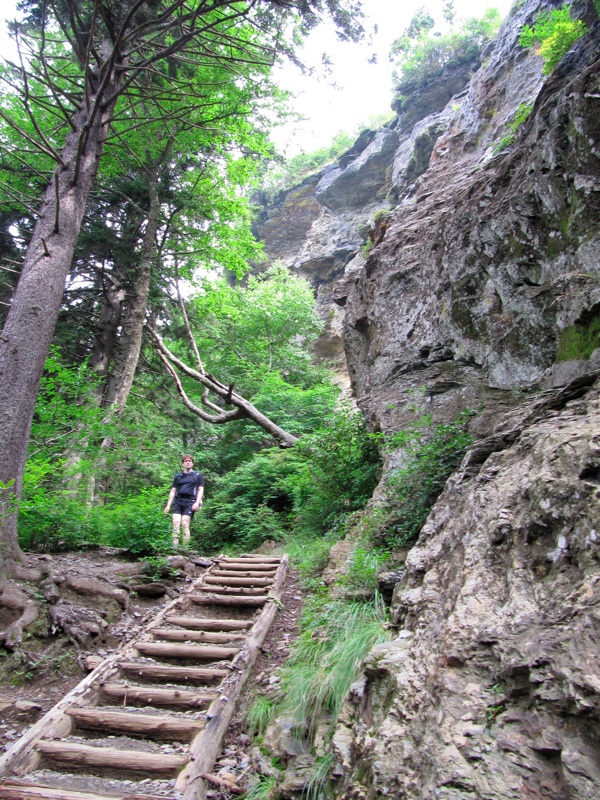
[149,326,298,447]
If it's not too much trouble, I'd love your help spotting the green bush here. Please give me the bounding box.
[99,487,173,555]
[374,409,474,549]
[286,405,382,537]
[493,101,534,154]
[519,6,587,74]
[195,405,381,554]
[391,9,501,97]
[18,481,101,552]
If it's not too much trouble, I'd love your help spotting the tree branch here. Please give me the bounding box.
[149,326,298,447]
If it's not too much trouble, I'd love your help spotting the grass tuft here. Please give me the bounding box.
[280,596,390,733]
[246,696,276,737]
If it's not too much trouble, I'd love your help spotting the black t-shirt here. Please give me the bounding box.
[172,471,203,499]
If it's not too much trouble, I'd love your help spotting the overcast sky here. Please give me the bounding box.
[0,0,514,156]
[272,0,514,155]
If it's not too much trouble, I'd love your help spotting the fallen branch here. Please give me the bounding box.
[198,772,243,794]
[149,326,298,448]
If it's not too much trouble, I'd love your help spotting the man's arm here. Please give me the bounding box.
[164,486,176,514]
[192,475,204,510]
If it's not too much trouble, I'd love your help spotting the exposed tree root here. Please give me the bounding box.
[0,580,40,648]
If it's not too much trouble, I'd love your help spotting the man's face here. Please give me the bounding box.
[182,458,194,470]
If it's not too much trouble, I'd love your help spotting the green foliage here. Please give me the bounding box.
[280,596,390,733]
[246,696,277,737]
[373,408,474,549]
[492,101,534,154]
[391,9,502,98]
[519,6,588,74]
[194,448,298,552]
[194,404,380,554]
[189,264,324,385]
[556,312,600,361]
[287,406,382,537]
[344,545,389,592]
[245,775,278,800]
[98,488,173,555]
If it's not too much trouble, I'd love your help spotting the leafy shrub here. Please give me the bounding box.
[99,488,173,555]
[374,409,474,549]
[391,9,501,98]
[194,448,300,553]
[519,6,587,74]
[195,405,381,553]
[493,101,534,154]
[286,405,382,537]
[18,478,101,552]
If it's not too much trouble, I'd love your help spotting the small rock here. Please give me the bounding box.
[14,701,42,713]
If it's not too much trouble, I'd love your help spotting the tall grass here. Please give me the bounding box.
[280,596,390,733]
[246,696,276,737]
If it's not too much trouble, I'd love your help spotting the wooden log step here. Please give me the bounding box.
[197,585,267,596]
[219,556,281,562]
[101,684,218,707]
[217,559,280,568]
[164,616,252,631]
[118,661,228,683]
[211,569,277,578]
[189,593,268,607]
[36,740,188,774]
[149,628,246,644]
[0,782,167,800]
[204,575,273,587]
[135,641,240,660]
[67,707,205,740]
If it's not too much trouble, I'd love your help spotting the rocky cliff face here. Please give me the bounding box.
[256,1,600,796]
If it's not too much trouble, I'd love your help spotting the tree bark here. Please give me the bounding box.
[102,166,160,414]
[0,65,123,568]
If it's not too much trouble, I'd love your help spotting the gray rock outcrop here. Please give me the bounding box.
[336,375,600,800]
[253,1,600,796]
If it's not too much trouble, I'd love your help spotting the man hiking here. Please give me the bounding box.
[164,455,204,548]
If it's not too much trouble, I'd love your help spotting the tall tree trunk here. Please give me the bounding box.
[0,70,123,568]
[89,168,160,502]
[102,168,159,414]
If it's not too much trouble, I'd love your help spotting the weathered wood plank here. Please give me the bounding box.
[210,569,277,578]
[164,616,252,631]
[101,684,218,708]
[148,628,246,644]
[135,641,239,660]
[118,662,228,683]
[36,741,188,773]
[67,708,204,739]
[196,585,267,596]
[189,594,267,607]
[0,781,167,800]
[203,576,273,587]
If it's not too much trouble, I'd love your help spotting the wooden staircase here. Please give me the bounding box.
[0,554,287,800]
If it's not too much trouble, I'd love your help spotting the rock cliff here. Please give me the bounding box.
[256,0,600,796]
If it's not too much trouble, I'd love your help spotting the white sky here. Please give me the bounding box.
[0,0,514,157]
[272,0,514,155]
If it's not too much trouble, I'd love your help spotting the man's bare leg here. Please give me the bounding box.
[172,514,182,547]
[181,515,191,547]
